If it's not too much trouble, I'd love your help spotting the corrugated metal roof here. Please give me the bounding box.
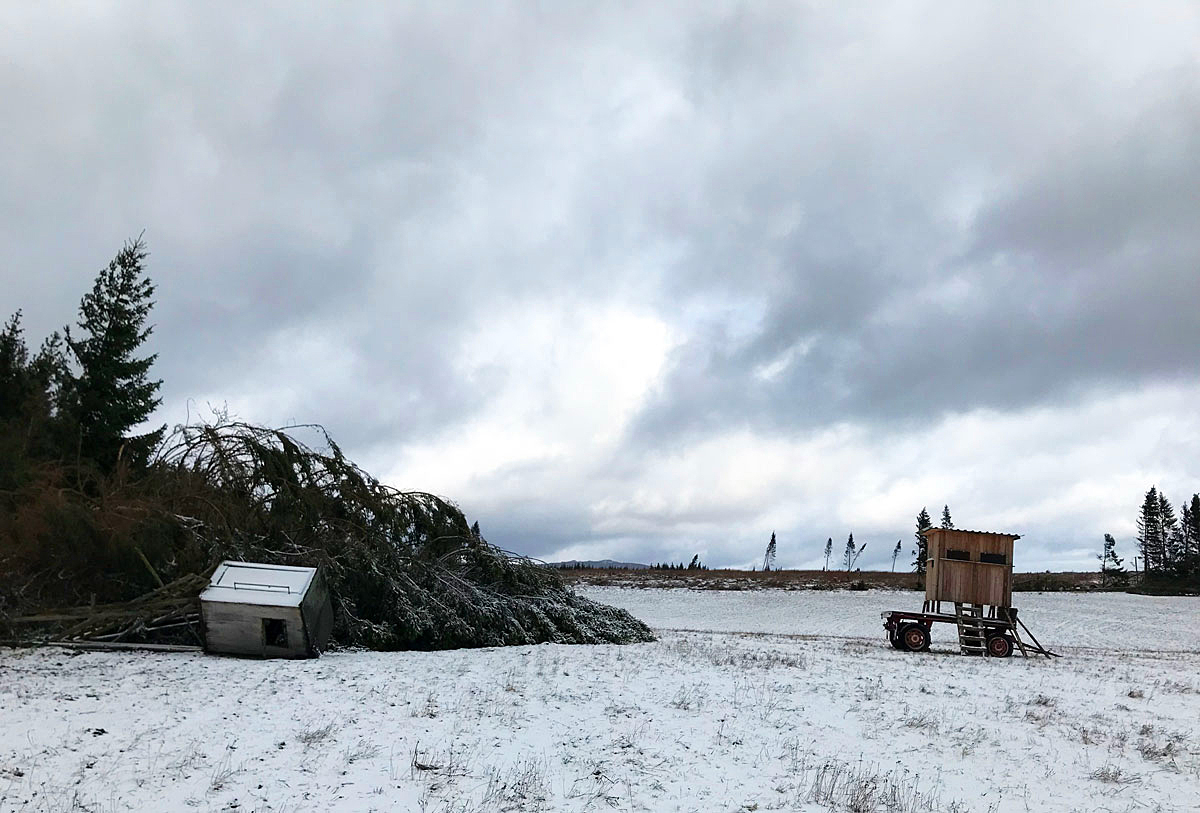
[200,561,316,607]
[921,528,1021,539]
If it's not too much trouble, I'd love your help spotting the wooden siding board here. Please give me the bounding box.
[201,602,306,658]
[929,559,1013,606]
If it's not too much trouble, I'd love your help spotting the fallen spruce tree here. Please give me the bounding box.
[1,420,654,649]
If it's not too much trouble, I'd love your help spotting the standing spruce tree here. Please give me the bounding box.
[1,313,68,422]
[1136,486,1164,574]
[0,312,33,422]
[1,313,41,490]
[763,531,777,572]
[1097,533,1124,587]
[1182,499,1195,562]
[0,311,72,471]
[823,537,833,571]
[913,507,933,574]
[1160,492,1181,572]
[65,237,164,471]
[1182,494,1200,577]
[940,505,954,529]
[843,533,856,570]
[891,539,902,572]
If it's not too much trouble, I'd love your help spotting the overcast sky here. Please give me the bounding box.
[4,3,1199,571]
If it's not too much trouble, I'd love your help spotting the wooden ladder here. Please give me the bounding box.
[954,602,988,656]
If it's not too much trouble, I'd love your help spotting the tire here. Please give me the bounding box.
[900,623,930,653]
[986,634,1014,658]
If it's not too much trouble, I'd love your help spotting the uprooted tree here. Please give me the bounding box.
[165,421,654,649]
[1,420,654,649]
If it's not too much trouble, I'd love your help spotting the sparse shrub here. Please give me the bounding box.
[1091,764,1138,784]
[297,721,337,748]
[409,741,470,780]
[664,637,806,670]
[479,759,549,812]
[903,710,941,733]
[1137,738,1177,761]
[417,691,439,719]
[669,684,708,711]
[208,752,239,792]
[792,755,957,812]
[343,739,380,764]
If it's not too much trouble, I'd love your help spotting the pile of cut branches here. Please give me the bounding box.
[5,574,206,646]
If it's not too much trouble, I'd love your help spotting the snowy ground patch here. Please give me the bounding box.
[2,590,1199,812]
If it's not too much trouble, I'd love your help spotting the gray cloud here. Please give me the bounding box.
[2,2,1199,569]
[629,27,1200,445]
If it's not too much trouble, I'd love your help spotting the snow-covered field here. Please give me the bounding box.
[2,589,1199,813]
[582,587,1200,653]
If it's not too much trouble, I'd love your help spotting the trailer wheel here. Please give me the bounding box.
[986,634,1014,658]
[900,624,930,653]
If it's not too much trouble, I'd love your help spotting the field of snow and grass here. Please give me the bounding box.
[581,587,1200,653]
[3,589,1199,812]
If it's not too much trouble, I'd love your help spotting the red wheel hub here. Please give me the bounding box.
[987,635,1013,657]
[903,626,927,650]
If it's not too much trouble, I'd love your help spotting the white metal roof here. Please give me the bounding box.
[199,561,316,607]
[921,528,1021,540]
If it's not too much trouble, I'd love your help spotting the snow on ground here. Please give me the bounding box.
[2,590,1199,813]
[580,587,1200,653]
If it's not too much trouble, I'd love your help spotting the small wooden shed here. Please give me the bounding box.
[200,562,334,658]
[924,529,1019,609]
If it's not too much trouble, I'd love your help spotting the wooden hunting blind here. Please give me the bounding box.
[881,527,1056,658]
[924,528,1019,608]
[200,562,334,659]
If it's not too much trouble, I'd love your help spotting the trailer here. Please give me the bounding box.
[884,528,1059,658]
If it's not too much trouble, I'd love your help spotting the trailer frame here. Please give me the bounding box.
[881,606,1059,658]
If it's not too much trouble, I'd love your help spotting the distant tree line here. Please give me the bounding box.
[649,555,707,571]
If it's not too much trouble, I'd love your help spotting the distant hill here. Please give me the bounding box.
[550,559,650,570]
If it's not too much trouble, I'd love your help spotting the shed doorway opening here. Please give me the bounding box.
[263,618,288,647]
